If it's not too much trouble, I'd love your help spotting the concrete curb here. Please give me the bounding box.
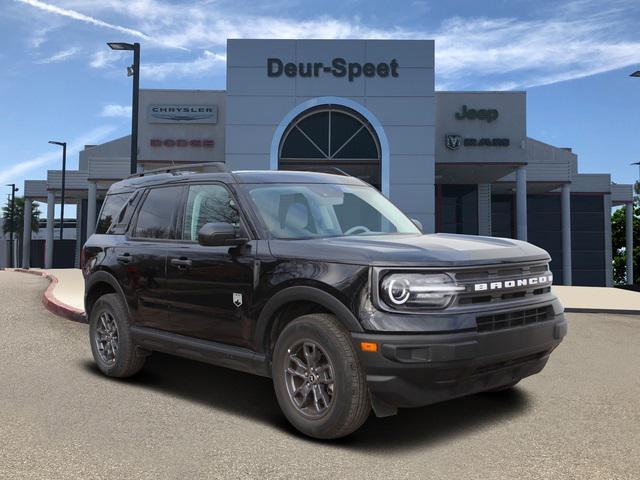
[14,269,87,324]
[565,307,640,316]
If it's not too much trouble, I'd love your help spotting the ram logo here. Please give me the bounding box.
[445,134,462,150]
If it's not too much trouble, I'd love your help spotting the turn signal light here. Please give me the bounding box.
[360,341,378,352]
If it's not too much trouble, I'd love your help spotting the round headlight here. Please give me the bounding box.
[380,273,464,310]
[387,278,411,305]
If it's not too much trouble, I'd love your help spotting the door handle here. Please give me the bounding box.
[170,257,192,269]
[116,253,133,264]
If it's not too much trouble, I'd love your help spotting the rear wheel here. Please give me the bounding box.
[89,293,146,378]
[272,313,371,439]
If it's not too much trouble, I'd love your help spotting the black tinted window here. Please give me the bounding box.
[96,193,129,234]
[133,187,181,239]
[182,185,239,241]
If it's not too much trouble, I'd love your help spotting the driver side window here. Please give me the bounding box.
[182,184,240,241]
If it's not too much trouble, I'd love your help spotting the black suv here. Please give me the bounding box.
[83,165,566,439]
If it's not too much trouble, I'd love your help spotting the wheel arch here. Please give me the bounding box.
[255,286,364,357]
[85,270,129,318]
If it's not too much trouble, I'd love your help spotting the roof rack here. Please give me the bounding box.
[279,166,352,177]
[128,162,227,178]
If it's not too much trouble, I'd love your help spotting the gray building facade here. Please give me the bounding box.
[17,38,635,287]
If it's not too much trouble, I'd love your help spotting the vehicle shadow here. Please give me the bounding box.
[81,352,531,453]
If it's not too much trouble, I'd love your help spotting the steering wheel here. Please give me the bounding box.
[344,225,372,235]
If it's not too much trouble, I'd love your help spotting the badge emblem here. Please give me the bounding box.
[233,293,243,307]
[445,134,462,150]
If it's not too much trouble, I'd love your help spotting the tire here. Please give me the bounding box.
[272,313,371,439]
[89,293,146,378]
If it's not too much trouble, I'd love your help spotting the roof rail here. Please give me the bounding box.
[280,166,352,177]
[128,162,227,178]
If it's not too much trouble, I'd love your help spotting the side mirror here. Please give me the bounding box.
[411,218,423,232]
[197,223,247,246]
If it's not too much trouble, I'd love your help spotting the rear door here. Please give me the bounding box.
[163,183,256,347]
[120,185,183,330]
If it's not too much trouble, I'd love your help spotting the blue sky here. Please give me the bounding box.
[1,0,639,200]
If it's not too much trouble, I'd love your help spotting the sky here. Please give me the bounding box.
[1,0,640,206]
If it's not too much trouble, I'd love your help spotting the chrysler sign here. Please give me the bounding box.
[148,105,218,124]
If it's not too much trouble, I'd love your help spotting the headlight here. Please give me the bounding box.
[380,273,464,310]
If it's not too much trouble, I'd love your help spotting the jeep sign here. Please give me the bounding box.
[455,105,499,123]
[267,57,399,82]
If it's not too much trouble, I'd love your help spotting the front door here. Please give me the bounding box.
[164,183,255,348]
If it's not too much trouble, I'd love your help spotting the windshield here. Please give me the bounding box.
[243,183,421,239]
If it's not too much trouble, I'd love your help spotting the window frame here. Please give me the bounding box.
[95,190,137,235]
[127,185,185,242]
[174,182,248,243]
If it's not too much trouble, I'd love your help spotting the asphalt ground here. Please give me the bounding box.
[1,270,638,479]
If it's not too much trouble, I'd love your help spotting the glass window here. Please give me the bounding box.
[244,183,420,239]
[439,185,478,235]
[96,192,130,234]
[279,106,381,190]
[280,107,379,161]
[182,184,240,241]
[133,186,181,239]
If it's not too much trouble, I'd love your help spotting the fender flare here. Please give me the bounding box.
[254,285,364,353]
[84,270,130,318]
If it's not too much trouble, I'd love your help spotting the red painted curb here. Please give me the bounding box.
[12,269,87,323]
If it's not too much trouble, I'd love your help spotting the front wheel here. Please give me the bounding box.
[272,314,371,439]
[89,293,146,378]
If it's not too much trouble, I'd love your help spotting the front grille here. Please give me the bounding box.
[473,350,549,375]
[454,262,552,307]
[476,306,554,333]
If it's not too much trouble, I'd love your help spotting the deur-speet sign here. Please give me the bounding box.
[267,58,399,82]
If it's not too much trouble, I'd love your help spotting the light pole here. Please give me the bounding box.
[6,184,19,267]
[632,161,640,182]
[48,141,67,240]
[107,42,140,175]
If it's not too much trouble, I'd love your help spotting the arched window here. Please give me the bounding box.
[278,105,381,190]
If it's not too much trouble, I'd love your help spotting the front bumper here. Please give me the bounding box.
[352,312,567,412]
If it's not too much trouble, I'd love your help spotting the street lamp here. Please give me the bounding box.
[6,183,19,268]
[108,41,140,175]
[48,141,67,240]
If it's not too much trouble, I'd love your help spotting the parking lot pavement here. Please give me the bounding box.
[1,270,639,480]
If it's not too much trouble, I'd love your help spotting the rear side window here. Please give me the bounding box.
[96,193,130,234]
[133,186,182,239]
[182,184,239,241]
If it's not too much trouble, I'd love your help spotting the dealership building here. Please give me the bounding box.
[19,39,635,286]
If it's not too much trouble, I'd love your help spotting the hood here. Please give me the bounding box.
[267,233,550,267]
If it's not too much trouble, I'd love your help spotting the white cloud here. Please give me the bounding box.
[0,125,117,185]
[89,50,113,69]
[36,47,79,64]
[15,0,152,40]
[99,104,131,118]
[142,50,226,80]
[17,0,640,89]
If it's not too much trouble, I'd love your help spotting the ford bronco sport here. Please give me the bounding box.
[83,164,566,439]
